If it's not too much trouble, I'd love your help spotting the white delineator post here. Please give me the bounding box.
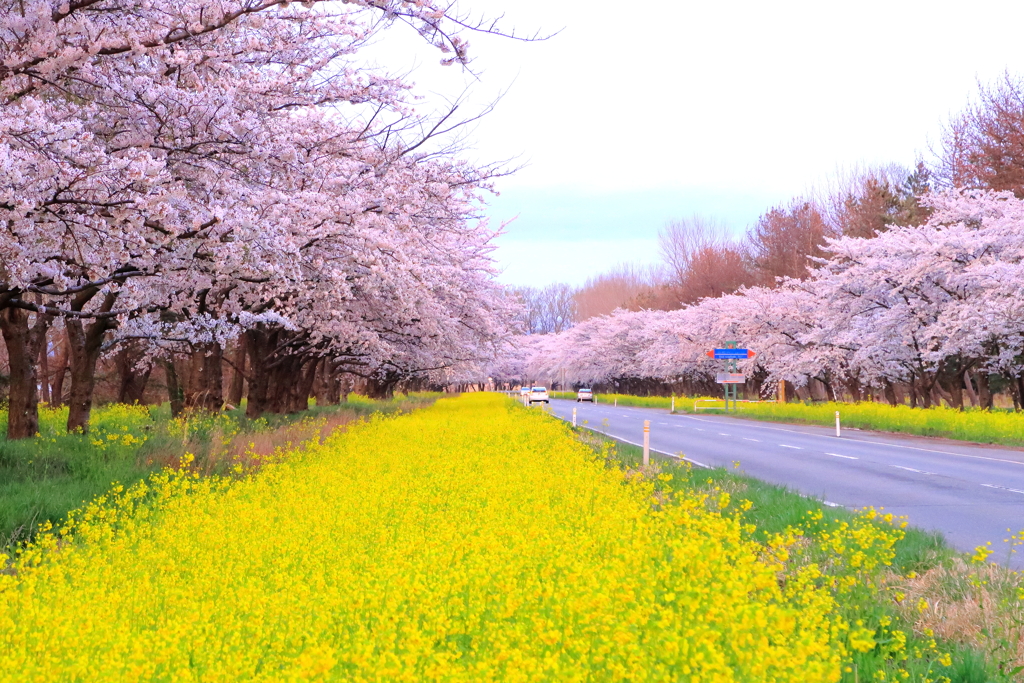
[671,396,675,413]
[643,420,650,466]
[572,407,577,427]
[614,398,618,407]
[835,410,841,438]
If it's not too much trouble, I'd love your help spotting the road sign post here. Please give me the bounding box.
[643,420,650,466]
[707,342,754,411]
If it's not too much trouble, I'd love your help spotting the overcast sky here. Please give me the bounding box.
[373,0,1024,287]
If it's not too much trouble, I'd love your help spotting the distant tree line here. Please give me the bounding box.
[497,74,1024,408]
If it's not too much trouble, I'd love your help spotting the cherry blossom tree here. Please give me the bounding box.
[1,0,521,436]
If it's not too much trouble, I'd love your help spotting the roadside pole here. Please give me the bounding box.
[670,396,675,413]
[835,411,841,438]
[572,407,577,427]
[643,420,650,466]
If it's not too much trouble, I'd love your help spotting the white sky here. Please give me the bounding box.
[372,0,1024,286]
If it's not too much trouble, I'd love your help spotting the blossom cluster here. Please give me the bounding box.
[0,0,517,429]
[499,189,1024,399]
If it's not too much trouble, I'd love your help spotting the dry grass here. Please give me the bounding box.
[889,558,1024,674]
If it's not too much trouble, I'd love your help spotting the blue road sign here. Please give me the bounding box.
[711,348,753,360]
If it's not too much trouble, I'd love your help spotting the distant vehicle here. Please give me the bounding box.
[576,388,594,402]
[519,386,530,397]
[529,386,549,404]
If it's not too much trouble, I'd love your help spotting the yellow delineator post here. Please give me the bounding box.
[643,420,650,466]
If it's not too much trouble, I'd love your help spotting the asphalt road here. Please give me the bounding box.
[542,398,1024,567]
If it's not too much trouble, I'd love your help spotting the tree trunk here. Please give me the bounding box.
[0,307,49,439]
[227,336,247,407]
[64,289,118,434]
[116,346,152,404]
[66,317,112,434]
[291,360,318,413]
[245,328,272,419]
[49,335,69,406]
[38,331,50,405]
[939,376,963,410]
[184,342,223,412]
[963,371,979,408]
[975,372,994,409]
[163,359,185,418]
[882,380,899,406]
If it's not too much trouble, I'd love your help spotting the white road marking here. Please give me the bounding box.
[743,437,761,442]
[779,444,802,450]
[892,465,934,475]
[675,412,1024,466]
[694,428,705,432]
[826,453,858,460]
[823,500,842,508]
[719,433,730,436]
[981,484,1024,495]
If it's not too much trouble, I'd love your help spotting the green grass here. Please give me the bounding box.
[0,393,442,551]
[577,427,1008,682]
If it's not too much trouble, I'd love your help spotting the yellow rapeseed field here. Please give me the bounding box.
[1,394,843,682]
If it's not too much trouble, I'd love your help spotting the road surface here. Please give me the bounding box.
[543,398,1024,566]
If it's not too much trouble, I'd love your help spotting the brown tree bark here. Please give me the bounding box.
[975,372,994,409]
[963,371,979,407]
[226,336,247,407]
[65,288,119,434]
[882,380,899,406]
[115,346,152,404]
[184,342,224,412]
[163,359,185,418]
[38,331,50,405]
[49,334,69,406]
[0,307,50,439]
[244,327,274,418]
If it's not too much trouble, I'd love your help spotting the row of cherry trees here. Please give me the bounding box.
[496,189,1024,409]
[0,1,517,438]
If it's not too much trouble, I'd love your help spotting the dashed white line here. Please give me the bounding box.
[718,432,730,436]
[826,453,858,460]
[694,428,705,432]
[892,465,935,475]
[981,484,1024,495]
[779,444,802,450]
[743,438,761,442]
[674,412,1024,466]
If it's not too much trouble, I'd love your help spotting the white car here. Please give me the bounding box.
[529,386,549,404]
[519,386,530,398]
[576,388,593,402]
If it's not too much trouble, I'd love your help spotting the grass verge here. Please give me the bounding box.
[575,426,1024,682]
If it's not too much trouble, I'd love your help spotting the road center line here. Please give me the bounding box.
[981,484,1024,495]
[892,465,934,474]
[718,433,730,436]
[826,453,858,459]
[743,437,761,442]
[674,412,1024,466]
[779,444,802,450]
